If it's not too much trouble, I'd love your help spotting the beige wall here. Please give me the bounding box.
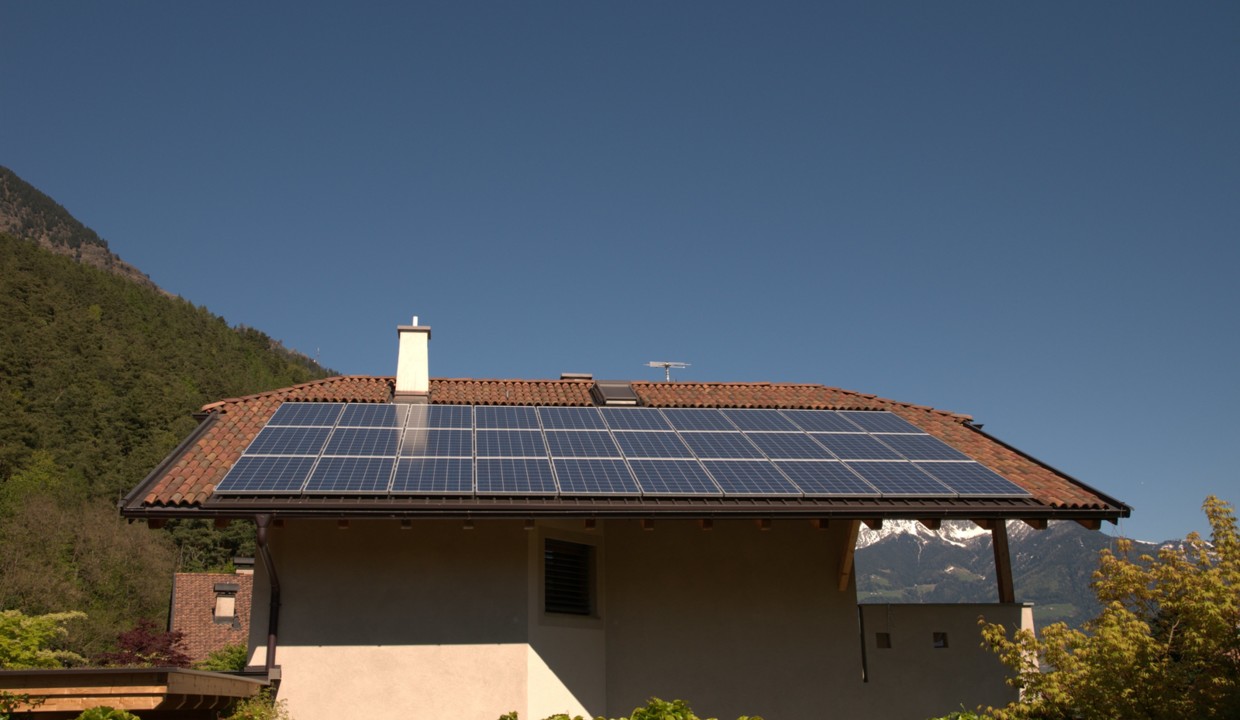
[603,519,866,719]
[247,519,1021,720]
[249,520,531,720]
[859,603,1031,718]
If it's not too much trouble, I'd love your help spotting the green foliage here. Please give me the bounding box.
[0,610,86,668]
[982,496,1240,720]
[1,690,44,719]
[0,231,332,658]
[499,697,763,720]
[0,453,176,658]
[196,642,249,672]
[221,689,291,720]
[95,619,190,668]
[73,708,141,720]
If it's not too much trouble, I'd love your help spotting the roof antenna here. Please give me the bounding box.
[646,361,690,382]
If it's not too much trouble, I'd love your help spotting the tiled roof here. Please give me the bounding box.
[170,572,253,663]
[124,375,1126,516]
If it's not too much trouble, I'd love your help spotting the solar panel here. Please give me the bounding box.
[553,459,641,495]
[475,430,548,457]
[661,408,737,432]
[703,460,801,496]
[628,460,721,496]
[544,430,621,458]
[244,427,331,456]
[721,409,800,432]
[305,457,395,493]
[612,431,693,458]
[399,429,472,457]
[744,432,835,460]
[679,432,764,459]
[538,406,606,430]
[475,406,539,429]
[880,434,970,461]
[775,461,879,496]
[812,434,902,460]
[839,411,922,433]
[338,403,407,428]
[391,458,473,494]
[323,428,400,457]
[781,410,863,433]
[406,405,473,429]
[845,461,953,496]
[266,402,345,427]
[916,462,1030,496]
[601,407,672,431]
[215,456,317,494]
[476,458,557,494]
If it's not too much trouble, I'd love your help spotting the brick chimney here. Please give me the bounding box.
[395,315,431,403]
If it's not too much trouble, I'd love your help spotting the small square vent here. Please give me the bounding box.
[591,381,639,406]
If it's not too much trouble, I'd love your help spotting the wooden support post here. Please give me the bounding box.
[992,520,1015,603]
[838,520,861,592]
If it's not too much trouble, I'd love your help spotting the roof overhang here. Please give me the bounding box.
[0,667,266,718]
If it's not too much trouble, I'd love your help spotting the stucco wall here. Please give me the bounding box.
[247,519,1020,720]
[249,520,531,720]
[603,519,864,719]
[859,603,1032,718]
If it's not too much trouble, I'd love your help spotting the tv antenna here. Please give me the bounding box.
[646,361,690,382]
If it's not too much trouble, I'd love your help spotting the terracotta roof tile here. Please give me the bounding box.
[129,375,1123,515]
[170,572,253,663]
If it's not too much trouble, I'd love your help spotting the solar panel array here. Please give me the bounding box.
[214,403,1030,500]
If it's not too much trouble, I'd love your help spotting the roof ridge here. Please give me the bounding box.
[201,375,390,411]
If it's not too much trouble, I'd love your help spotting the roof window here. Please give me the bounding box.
[591,381,639,406]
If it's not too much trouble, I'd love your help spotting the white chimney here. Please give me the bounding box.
[395,316,431,402]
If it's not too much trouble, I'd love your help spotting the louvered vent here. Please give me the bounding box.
[544,539,592,615]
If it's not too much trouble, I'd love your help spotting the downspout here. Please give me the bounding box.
[255,514,281,676]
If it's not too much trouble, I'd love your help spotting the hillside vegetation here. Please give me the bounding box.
[0,174,332,657]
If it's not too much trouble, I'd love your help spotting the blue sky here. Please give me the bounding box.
[2,3,1236,542]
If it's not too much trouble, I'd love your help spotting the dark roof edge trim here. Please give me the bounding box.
[119,412,220,512]
[964,422,1132,516]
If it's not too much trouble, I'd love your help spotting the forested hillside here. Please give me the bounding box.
[0,205,332,657]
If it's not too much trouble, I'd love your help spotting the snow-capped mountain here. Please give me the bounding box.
[854,520,1165,629]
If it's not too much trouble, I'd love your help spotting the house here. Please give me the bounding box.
[118,320,1129,720]
[170,560,255,665]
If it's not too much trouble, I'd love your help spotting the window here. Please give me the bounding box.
[544,539,592,615]
[213,582,240,625]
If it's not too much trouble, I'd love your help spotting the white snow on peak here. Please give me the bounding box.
[855,519,994,549]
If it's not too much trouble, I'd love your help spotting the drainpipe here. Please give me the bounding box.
[255,514,281,676]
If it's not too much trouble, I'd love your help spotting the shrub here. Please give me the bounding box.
[195,643,249,672]
[499,697,763,720]
[221,689,291,720]
[74,708,141,720]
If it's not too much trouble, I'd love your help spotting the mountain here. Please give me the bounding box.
[0,167,335,657]
[0,165,159,290]
[855,519,1168,629]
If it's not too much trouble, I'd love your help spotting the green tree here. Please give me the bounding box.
[0,610,86,668]
[981,496,1240,719]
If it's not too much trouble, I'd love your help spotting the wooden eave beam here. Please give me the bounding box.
[919,518,942,530]
[838,519,861,592]
[992,520,1015,603]
[1023,518,1048,530]
[1076,518,1102,531]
